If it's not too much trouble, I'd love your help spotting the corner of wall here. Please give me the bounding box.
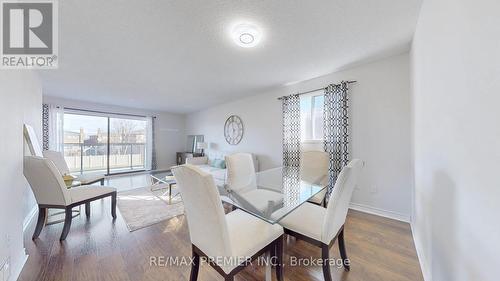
[411,221,431,281]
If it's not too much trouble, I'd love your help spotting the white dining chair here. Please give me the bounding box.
[43,150,105,185]
[278,159,363,281]
[301,151,330,207]
[23,156,117,240]
[225,153,283,212]
[172,164,284,281]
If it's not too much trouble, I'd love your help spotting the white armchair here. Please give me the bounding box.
[23,156,117,240]
[172,165,284,281]
[278,159,363,281]
[43,150,105,185]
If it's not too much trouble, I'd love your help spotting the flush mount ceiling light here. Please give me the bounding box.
[232,23,261,48]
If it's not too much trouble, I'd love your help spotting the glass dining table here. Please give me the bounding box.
[219,166,328,281]
[220,166,329,224]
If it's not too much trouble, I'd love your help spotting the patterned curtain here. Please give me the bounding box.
[323,81,350,197]
[42,103,64,151]
[282,94,301,167]
[42,104,50,150]
[151,116,158,170]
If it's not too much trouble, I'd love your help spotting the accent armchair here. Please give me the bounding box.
[23,156,117,240]
[278,159,363,281]
[43,150,105,185]
[172,164,284,281]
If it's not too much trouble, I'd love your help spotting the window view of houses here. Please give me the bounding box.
[63,113,148,174]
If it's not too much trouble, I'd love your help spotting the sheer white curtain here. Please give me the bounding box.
[145,116,156,170]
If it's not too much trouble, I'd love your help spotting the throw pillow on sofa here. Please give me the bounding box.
[211,159,226,169]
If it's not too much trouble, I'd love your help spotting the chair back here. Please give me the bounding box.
[225,153,257,191]
[23,156,71,206]
[300,151,329,184]
[322,159,363,243]
[171,165,232,257]
[43,150,71,175]
[23,124,43,157]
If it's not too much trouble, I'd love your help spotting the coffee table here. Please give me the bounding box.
[150,170,181,204]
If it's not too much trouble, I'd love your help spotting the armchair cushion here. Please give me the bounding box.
[77,173,105,185]
[69,185,116,205]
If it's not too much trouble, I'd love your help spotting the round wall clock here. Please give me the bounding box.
[224,115,244,145]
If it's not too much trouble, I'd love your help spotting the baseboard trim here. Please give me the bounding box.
[411,222,431,281]
[9,252,28,281]
[349,202,410,223]
[23,205,37,233]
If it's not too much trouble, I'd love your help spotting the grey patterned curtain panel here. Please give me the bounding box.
[323,81,350,197]
[42,104,50,150]
[282,94,301,167]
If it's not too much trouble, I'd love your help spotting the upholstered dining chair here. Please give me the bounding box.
[301,151,330,207]
[224,153,283,212]
[172,165,284,281]
[23,156,117,241]
[43,150,105,185]
[278,159,363,281]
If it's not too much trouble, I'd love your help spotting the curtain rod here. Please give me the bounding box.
[64,107,155,118]
[277,80,357,100]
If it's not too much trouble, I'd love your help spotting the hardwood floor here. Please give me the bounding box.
[19,199,423,281]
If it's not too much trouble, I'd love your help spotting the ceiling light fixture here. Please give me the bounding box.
[232,23,261,48]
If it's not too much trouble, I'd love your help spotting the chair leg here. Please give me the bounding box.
[32,207,46,240]
[321,244,332,281]
[190,246,200,281]
[224,277,234,281]
[275,236,284,281]
[85,202,91,218]
[111,192,117,219]
[338,228,350,271]
[100,178,105,185]
[60,207,73,241]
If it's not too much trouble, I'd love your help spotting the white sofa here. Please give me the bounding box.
[185,151,258,186]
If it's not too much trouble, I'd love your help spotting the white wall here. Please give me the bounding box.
[0,71,42,281]
[187,53,413,220]
[42,96,186,170]
[411,0,500,280]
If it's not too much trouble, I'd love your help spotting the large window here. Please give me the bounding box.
[63,110,148,175]
[300,91,324,141]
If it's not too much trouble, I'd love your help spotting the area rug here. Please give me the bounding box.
[117,186,184,231]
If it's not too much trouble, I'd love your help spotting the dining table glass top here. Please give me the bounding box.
[223,166,328,224]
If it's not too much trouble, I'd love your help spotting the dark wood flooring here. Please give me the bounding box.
[19,198,423,281]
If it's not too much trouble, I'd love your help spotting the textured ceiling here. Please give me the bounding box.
[40,0,422,113]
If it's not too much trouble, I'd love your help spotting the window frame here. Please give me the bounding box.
[62,108,149,176]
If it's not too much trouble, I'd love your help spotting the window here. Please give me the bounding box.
[63,110,149,175]
[300,91,324,141]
